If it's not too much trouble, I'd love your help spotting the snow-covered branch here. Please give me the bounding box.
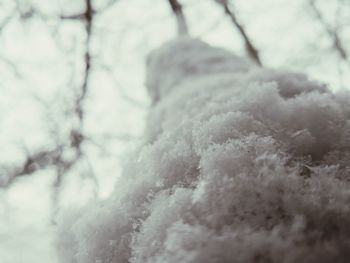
[57,38,350,263]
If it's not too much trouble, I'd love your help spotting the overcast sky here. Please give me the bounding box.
[0,0,349,262]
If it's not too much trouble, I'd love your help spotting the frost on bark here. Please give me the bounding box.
[57,38,350,263]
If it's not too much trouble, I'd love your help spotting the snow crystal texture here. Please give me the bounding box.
[57,38,350,263]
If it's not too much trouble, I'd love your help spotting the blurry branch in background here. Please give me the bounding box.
[61,0,93,129]
[0,0,101,219]
[214,0,262,66]
[99,63,148,110]
[0,0,129,192]
[53,0,97,215]
[0,55,23,78]
[167,0,189,36]
[0,7,16,32]
[309,0,349,65]
[1,148,62,187]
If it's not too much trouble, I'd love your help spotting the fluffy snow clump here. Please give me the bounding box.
[57,38,350,263]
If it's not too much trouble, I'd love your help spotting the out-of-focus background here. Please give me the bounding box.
[0,0,349,261]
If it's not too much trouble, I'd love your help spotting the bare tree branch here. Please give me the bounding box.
[60,13,86,20]
[0,0,99,213]
[0,146,75,188]
[215,0,262,66]
[309,0,348,63]
[167,0,189,36]
[74,0,94,124]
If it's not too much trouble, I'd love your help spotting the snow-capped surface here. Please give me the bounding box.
[57,38,350,263]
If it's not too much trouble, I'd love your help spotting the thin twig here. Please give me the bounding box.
[216,1,262,66]
[100,63,148,109]
[309,0,348,63]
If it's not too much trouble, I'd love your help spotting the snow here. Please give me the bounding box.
[57,38,350,262]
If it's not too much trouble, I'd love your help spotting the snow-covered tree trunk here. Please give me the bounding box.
[57,38,350,263]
